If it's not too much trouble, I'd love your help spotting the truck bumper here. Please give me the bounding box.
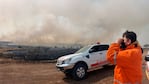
[56,64,75,72]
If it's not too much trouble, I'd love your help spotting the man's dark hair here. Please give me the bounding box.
[122,30,137,43]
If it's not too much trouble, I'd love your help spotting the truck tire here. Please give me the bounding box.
[72,64,87,80]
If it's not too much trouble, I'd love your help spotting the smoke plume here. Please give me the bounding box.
[0,0,149,46]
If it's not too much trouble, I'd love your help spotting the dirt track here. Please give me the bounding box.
[0,49,149,84]
[0,58,148,84]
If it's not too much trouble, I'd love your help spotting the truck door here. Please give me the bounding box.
[88,45,109,68]
[97,45,109,66]
[88,45,102,68]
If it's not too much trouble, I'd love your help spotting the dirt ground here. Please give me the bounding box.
[0,50,149,84]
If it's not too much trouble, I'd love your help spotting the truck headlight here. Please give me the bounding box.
[62,58,72,64]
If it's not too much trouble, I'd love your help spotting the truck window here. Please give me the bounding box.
[98,45,109,51]
[90,45,109,53]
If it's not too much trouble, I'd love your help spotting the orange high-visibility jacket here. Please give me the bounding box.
[107,43,142,84]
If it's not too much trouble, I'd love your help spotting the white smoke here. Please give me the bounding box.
[0,0,149,46]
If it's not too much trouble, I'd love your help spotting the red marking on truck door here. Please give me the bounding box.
[91,61,108,67]
[91,62,99,67]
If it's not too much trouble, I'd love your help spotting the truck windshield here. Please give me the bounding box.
[75,45,91,53]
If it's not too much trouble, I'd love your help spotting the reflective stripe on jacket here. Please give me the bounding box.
[106,43,142,84]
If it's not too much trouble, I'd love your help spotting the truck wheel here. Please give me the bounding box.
[72,64,87,80]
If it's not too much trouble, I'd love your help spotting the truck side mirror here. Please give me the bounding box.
[89,49,95,53]
[89,49,94,53]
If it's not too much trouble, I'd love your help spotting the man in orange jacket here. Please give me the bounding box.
[107,31,142,84]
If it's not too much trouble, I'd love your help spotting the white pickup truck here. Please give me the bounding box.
[56,44,109,80]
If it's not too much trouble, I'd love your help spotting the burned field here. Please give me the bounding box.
[0,45,80,61]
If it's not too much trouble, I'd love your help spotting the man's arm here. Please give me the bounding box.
[106,43,120,64]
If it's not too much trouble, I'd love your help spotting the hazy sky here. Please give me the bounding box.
[0,0,149,46]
